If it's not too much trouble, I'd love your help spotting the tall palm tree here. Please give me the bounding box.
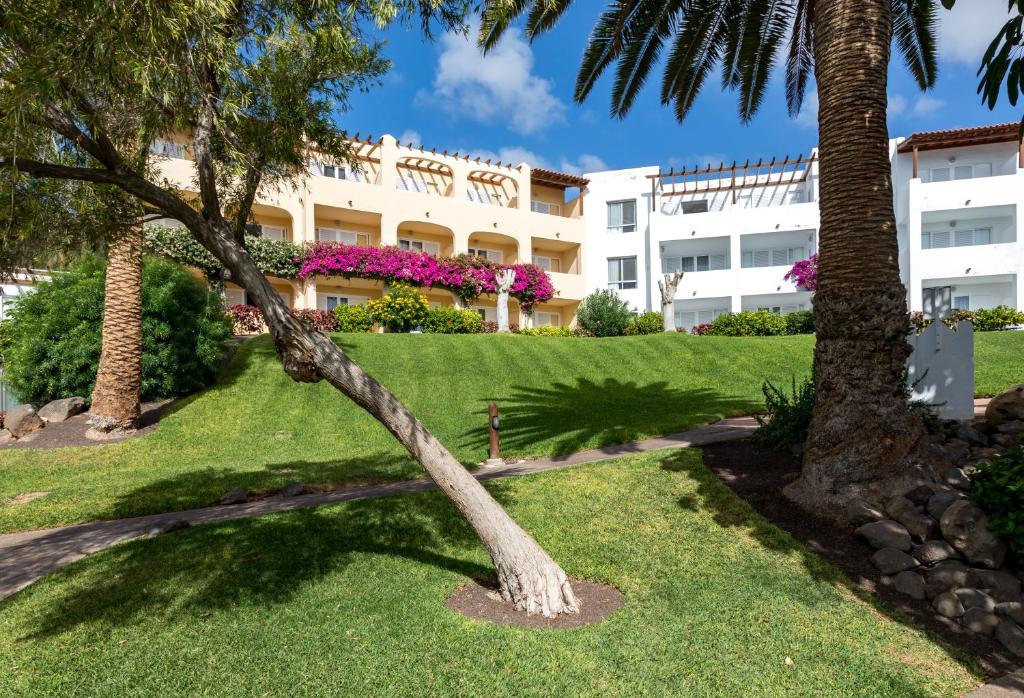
[480,0,944,513]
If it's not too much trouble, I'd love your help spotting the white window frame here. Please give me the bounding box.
[741,246,805,268]
[224,288,247,306]
[607,256,638,290]
[252,224,288,241]
[150,138,186,159]
[663,253,728,273]
[922,227,992,249]
[607,200,637,233]
[398,238,441,256]
[675,307,728,330]
[953,295,971,311]
[531,255,561,273]
[315,227,369,245]
[927,162,992,183]
[317,293,368,311]
[533,311,561,327]
[473,306,497,322]
[467,247,503,263]
[530,200,561,216]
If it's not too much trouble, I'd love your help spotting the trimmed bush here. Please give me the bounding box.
[705,310,788,337]
[626,311,664,335]
[973,305,1024,331]
[422,306,483,334]
[519,325,574,337]
[0,319,12,365]
[972,444,1024,559]
[785,309,815,335]
[576,289,633,337]
[292,308,338,333]
[333,304,374,333]
[227,304,264,334]
[755,375,816,452]
[3,256,232,407]
[366,284,429,332]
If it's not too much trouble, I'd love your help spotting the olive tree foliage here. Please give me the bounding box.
[0,0,581,616]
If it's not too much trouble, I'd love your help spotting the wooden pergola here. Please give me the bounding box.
[647,154,817,211]
[896,122,1024,178]
[396,155,453,177]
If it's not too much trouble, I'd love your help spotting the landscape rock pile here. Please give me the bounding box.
[847,384,1024,658]
[0,397,88,442]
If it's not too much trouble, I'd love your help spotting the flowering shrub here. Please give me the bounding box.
[292,308,338,333]
[784,254,818,291]
[299,244,554,311]
[576,290,633,337]
[366,284,429,332]
[690,323,712,336]
[227,304,264,334]
[333,304,374,333]
[422,307,483,334]
[480,320,519,334]
[144,225,303,280]
[625,311,664,335]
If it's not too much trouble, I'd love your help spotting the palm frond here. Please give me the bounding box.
[721,0,754,89]
[892,0,939,91]
[736,0,795,122]
[609,1,686,117]
[525,0,577,38]
[785,0,814,117]
[661,0,737,122]
[478,0,532,52]
[575,3,634,104]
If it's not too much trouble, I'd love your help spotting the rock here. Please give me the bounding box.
[146,519,191,538]
[872,548,919,575]
[955,425,988,446]
[925,561,970,599]
[219,487,248,505]
[912,540,960,566]
[942,467,971,491]
[847,500,885,527]
[933,591,966,618]
[4,405,44,439]
[962,607,1001,636]
[940,500,1007,569]
[990,433,1019,449]
[954,588,996,612]
[0,429,13,444]
[996,602,1024,624]
[884,496,935,542]
[37,396,86,423]
[995,620,1024,657]
[281,481,304,497]
[986,384,1024,424]
[967,569,1022,602]
[893,571,927,600]
[996,420,1024,434]
[970,447,1001,462]
[904,485,935,506]
[943,440,971,465]
[926,490,964,520]
[856,520,912,552]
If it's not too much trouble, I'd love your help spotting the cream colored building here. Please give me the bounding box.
[152,134,588,327]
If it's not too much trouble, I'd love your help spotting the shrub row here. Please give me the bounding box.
[910,305,1024,333]
[696,309,815,337]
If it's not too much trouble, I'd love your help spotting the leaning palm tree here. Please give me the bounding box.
[480,0,944,513]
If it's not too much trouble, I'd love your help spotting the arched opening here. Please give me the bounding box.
[396,157,453,197]
[466,231,520,265]
[467,170,519,208]
[313,204,381,247]
[248,203,295,243]
[396,220,456,257]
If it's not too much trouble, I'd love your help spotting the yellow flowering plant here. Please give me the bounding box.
[367,284,429,332]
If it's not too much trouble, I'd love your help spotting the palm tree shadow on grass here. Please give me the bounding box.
[22,478,525,641]
[483,378,757,458]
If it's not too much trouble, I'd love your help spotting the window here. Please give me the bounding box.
[312,160,366,182]
[607,200,637,233]
[247,224,287,241]
[922,227,992,249]
[662,254,728,273]
[607,256,638,289]
[149,139,185,158]
[741,247,805,268]
[530,200,561,215]
[754,304,806,315]
[788,190,805,204]
[922,286,952,320]
[473,306,497,322]
[675,307,728,330]
[680,200,709,215]
[315,227,369,245]
[396,174,439,194]
[953,295,971,310]
[399,238,441,256]
[224,288,246,307]
[318,294,367,311]
[467,186,492,205]
[531,255,560,273]
[533,311,561,327]
[467,247,503,263]
[927,163,992,182]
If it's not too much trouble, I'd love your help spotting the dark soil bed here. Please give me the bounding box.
[446,578,624,629]
[0,400,172,450]
[700,438,1020,676]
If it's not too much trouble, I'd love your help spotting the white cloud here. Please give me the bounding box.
[466,146,606,175]
[793,93,818,129]
[398,129,422,146]
[912,95,945,117]
[560,154,609,176]
[938,0,1010,66]
[417,23,566,135]
[888,94,909,116]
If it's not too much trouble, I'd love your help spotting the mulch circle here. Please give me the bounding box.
[446,577,624,629]
[700,438,1020,676]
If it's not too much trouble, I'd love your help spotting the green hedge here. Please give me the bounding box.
[704,310,789,336]
[626,311,663,335]
[333,304,374,333]
[421,306,484,334]
[3,256,232,407]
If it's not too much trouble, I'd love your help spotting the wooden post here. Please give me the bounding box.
[912,145,919,179]
[1018,140,1023,170]
[487,401,501,464]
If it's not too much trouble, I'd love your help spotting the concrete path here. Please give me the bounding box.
[966,670,1024,698]
[0,415,758,602]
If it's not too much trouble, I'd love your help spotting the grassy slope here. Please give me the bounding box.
[0,451,977,696]
[0,331,1019,534]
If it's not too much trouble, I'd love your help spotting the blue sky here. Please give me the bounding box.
[344,1,1022,175]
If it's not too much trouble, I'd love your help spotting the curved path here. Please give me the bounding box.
[0,415,758,602]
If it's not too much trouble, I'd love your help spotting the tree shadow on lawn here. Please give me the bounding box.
[660,449,1000,678]
[98,454,421,521]
[21,480,512,641]
[472,379,757,458]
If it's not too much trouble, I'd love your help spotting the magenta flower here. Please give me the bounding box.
[784,254,818,291]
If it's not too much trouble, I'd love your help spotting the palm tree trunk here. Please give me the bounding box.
[785,0,930,515]
[89,224,143,432]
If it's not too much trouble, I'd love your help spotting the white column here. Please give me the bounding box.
[907,179,924,311]
[729,232,743,312]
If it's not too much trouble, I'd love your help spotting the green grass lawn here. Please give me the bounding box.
[0,450,979,696]
[0,331,1019,534]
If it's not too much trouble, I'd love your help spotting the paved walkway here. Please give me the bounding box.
[0,415,758,602]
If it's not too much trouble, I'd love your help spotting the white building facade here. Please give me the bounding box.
[584,123,1024,331]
